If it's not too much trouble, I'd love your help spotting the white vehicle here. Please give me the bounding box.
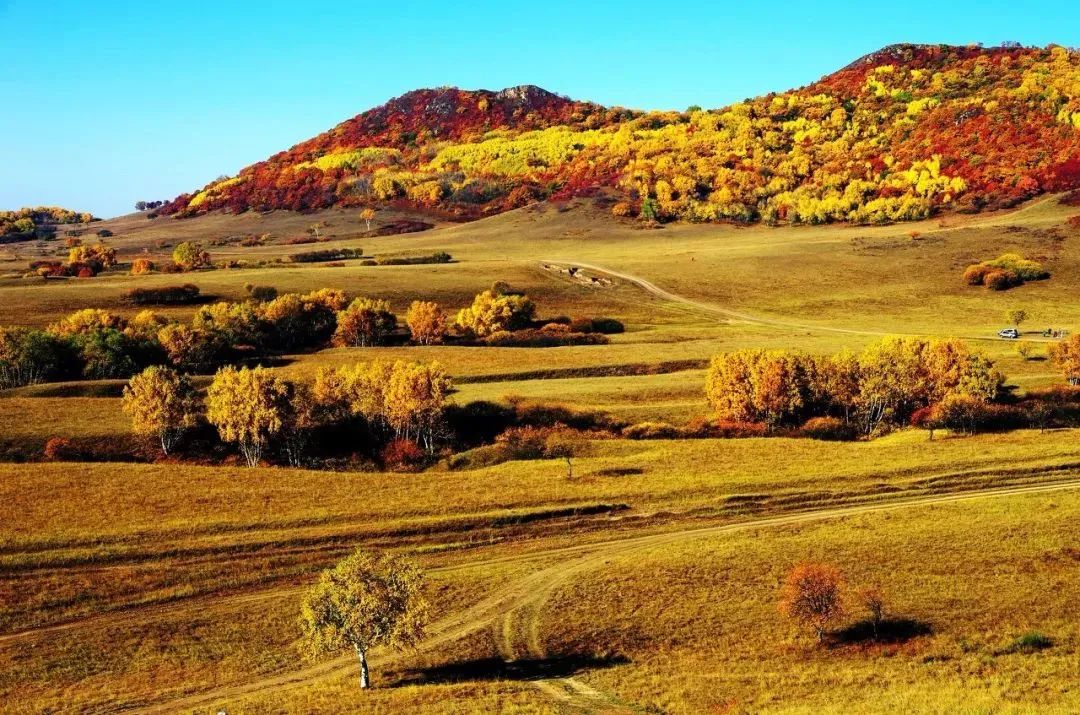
[998,328,1019,339]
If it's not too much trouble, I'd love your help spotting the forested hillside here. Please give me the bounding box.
[163,44,1080,224]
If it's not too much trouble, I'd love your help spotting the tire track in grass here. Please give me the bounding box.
[126,478,1080,713]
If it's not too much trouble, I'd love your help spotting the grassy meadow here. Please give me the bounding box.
[1,194,1079,712]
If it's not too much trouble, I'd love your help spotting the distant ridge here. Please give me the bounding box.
[164,44,1080,225]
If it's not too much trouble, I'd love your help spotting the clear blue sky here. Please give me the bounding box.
[1,0,1076,217]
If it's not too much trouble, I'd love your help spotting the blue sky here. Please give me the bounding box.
[1,0,1077,217]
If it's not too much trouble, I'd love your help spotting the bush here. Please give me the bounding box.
[621,421,683,439]
[43,437,78,461]
[172,241,211,271]
[482,329,608,347]
[246,284,278,302]
[936,396,1024,434]
[965,253,1049,290]
[380,438,427,472]
[962,263,992,286]
[289,248,363,263]
[800,416,857,441]
[367,252,452,266]
[984,269,1019,291]
[122,284,202,305]
[130,258,154,275]
[569,317,625,334]
[1002,632,1054,654]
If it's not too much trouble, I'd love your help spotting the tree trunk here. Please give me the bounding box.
[565,455,573,479]
[357,646,370,689]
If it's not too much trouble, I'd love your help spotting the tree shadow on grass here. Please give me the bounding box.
[396,653,629,687]
[830,618,933,646]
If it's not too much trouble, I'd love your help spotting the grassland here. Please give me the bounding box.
[2,194,1079,712]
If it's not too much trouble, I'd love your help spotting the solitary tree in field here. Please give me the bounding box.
[780,562,844,643]
[300,549,428,690]
[1006,308,1028,331]
[543,427,583,479]
[360,208,376,231]
[122,365,201,455]
[405,300,446,346]
[205,365,293,466]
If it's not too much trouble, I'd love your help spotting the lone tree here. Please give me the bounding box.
[779,562,844,643]
[121,365,201,455]
[1006,308,1028,331]
[360,208,376,231]
[300,549,428,690]
[205,365,293,466]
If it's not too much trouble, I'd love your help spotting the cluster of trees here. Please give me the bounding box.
[134,200,166,211]
[705,337,1004,435]
[122,359,451,466]
[32,242,118,278]
[1,206,95,241]
[0,284,613,391]
[162,46,1080,225]
[963,253,1050,290]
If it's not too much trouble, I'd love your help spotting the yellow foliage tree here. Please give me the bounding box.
[299,549,428,690]
[333,298,397,347]
[205,365,293,466]
[405,301,446,345]
[121,365,201,455]
[453,289,535,338]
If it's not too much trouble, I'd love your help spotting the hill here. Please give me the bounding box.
[162,43,1080,225]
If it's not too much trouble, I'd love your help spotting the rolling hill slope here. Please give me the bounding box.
[163,43,1080,225]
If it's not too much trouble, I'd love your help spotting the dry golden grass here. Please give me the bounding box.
[2,194,1080,712]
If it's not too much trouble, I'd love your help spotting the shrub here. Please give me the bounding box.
[122,284,202,305]
[43,437,78,461]
[481,329,608,347]
[289,248,363,263]
[962,263,992,286]
[965,253,1049,290]
[172,241,211,271]
[1002,632,1054,654]
[246,284,278,302]
[984,269,1019,291]
[130,258,154,275]
[622,421,683,439]
[800,416,857,441]
[369,252,452,266]
[380,438,426,472]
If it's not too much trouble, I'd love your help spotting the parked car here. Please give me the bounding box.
[998,328,1020,339]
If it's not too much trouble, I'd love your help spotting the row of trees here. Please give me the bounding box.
[705,337,1004,434]
[122,360,452,466]
[0,282,583,391]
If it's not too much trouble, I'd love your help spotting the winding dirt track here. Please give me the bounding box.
[540,260,1057,344]
[128,478,1080,714]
